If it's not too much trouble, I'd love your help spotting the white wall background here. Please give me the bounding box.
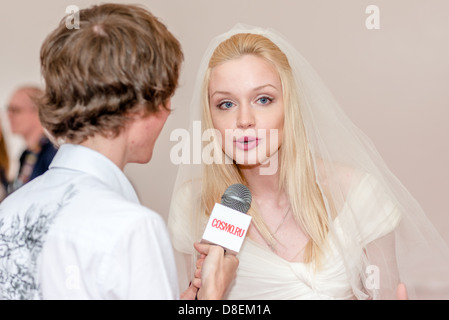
[1,0,448,244]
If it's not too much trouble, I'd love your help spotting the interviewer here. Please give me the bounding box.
[0,3,237,300]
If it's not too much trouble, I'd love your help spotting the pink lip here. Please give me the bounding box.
[234,136,260,151]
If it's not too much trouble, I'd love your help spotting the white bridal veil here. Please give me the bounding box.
[168,24,449,299]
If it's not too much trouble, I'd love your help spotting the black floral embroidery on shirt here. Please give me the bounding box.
[0,184,77,300]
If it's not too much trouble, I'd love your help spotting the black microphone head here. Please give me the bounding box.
[221,184,252,214]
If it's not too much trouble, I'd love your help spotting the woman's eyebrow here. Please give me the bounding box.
[252,84,278,92]
[210,84,278,98]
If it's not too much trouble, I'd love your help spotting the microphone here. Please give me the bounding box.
[201,184,252,254]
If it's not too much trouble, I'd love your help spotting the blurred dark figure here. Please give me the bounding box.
[0,119,10,201]
[6,86,57,192]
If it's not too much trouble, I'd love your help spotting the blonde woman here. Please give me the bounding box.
[168,25,449,299]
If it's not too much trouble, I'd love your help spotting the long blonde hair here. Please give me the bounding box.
[200,33,329,265]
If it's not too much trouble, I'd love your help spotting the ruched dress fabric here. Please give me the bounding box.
[169,173,401,300]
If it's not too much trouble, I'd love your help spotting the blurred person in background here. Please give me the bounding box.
[6,86,57,193]
[0,119,10,201]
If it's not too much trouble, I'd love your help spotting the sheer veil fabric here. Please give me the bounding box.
[168,24,449,299]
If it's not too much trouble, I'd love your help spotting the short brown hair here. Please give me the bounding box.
[39,3,183,144]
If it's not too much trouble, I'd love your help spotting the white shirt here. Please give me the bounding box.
[0,144,179,300]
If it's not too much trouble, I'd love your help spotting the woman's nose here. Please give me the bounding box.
[236,103,255,129]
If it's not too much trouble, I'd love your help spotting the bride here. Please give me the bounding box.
[168,24,449,299]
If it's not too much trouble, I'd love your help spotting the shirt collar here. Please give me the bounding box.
[49,144,140,204]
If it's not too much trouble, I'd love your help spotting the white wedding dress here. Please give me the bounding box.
[169,173,401,300]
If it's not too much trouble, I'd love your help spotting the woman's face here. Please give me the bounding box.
[208,54,284,167]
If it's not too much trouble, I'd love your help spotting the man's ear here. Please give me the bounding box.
[156,99,172,116]
[162,99,172,111]
[152,100,172,119]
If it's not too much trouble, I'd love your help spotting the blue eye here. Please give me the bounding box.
[257,96,273,105]
[218,101,234,109]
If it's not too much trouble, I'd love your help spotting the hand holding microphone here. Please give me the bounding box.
[192,243,239,300]
[188,184,252,299]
